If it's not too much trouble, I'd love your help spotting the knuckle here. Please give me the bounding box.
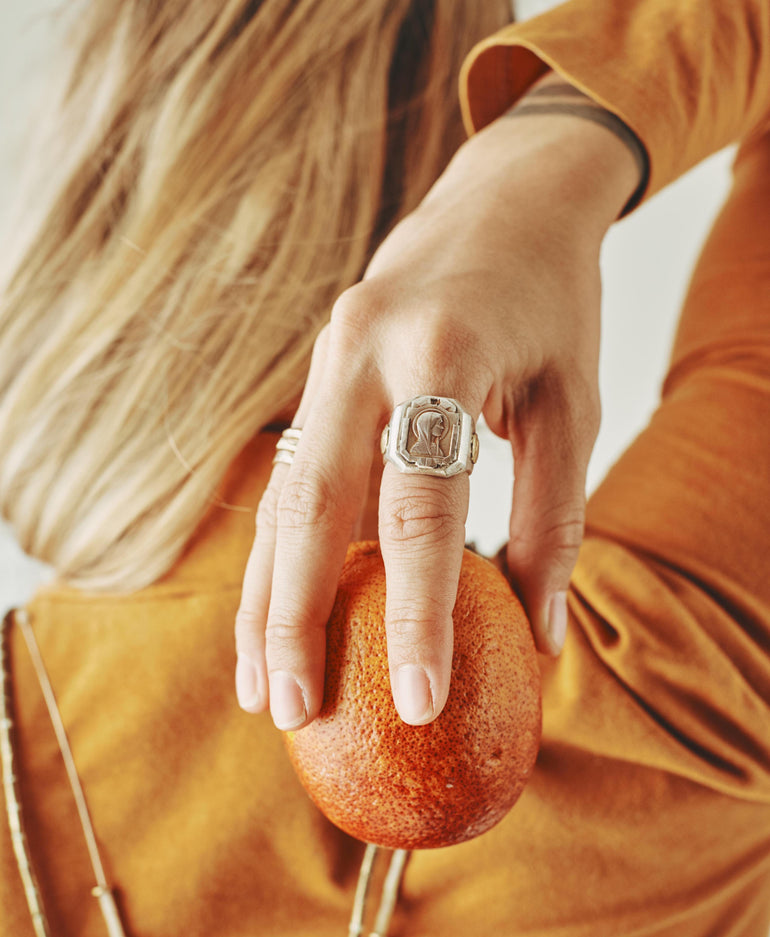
[400,312,490,390]
[276,472,337,531]
[381,491,459,546]
[234,605,260,629]
[331,285,363,323]
[509,505,585,565]
[547,514,585,555]
[265,617,304,648]
[327,285,385,378]
[265,611,324,666]
[387,600,449,648]
[330,284,386,340]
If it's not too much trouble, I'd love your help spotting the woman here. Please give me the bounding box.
[2,0,770,935]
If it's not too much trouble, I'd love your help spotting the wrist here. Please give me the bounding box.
[453,77,644,237]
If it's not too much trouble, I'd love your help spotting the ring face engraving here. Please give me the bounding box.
[382,396,478,477]
[409,407,449,458]
[403,398,459,470]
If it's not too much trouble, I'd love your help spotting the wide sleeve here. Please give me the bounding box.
[459,0,770,203]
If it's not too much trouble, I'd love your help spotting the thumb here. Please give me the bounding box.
[504,393,596,655]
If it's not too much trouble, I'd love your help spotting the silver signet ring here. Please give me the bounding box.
[381,396,479,477]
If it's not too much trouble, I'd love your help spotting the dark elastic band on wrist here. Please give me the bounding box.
[507,102,650,216]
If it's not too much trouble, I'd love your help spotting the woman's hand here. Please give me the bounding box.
[235,102,639,730]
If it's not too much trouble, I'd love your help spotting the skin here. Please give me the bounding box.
[234,75,641,730]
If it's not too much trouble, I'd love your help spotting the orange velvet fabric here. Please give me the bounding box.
[3,1,770,934]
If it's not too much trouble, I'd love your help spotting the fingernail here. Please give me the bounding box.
[269,671,307,730]
[235,654,264,712]
[393,665,434,725]
[547,591,568,654]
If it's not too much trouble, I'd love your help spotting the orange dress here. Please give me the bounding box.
[3,1,770,934]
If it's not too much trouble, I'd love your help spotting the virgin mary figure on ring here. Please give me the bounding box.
[411,409,447,458]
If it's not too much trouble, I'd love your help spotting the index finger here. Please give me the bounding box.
[264,388,378,729]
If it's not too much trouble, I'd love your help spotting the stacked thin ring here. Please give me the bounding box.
[273,427,302,466]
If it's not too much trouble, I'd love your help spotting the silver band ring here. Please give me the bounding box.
[381,396,479,478]
[273,427,302,466]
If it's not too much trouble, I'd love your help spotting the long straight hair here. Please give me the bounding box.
[0,0,511,592]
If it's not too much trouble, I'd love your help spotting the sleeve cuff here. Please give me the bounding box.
[458,17,658,211]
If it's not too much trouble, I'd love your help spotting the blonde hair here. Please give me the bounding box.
[0,0,510,592]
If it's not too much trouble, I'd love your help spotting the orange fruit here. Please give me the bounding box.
[284,541,542,850]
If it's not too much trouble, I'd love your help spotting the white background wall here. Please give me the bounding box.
[0,0,733,614]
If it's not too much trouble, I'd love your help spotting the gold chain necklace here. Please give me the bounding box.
[0,607,127,937]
